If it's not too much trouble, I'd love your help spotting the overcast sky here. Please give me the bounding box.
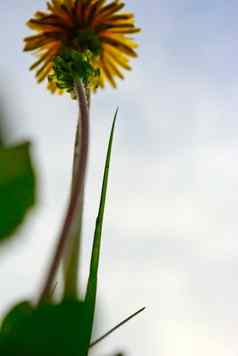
[1,1,238,355]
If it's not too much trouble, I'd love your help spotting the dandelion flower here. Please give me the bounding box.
[24,0,140,92]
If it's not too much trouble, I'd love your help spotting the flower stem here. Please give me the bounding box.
[63,135,84,299]
[63,88,91,299]
[63,197,84,299]
[38,79,89,304]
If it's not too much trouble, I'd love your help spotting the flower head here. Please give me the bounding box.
[24,0,140,93]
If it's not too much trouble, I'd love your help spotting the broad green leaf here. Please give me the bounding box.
[0,300,89,356]
[84,110,118,348]
[1,301,33,334]
[0,142,36,241]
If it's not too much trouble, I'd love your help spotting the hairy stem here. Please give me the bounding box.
[38,80,89,304]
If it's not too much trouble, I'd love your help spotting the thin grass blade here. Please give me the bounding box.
[84,109,118,349]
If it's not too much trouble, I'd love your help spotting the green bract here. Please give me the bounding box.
[48,49,100,96]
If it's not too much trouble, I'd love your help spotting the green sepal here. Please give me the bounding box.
[48,48,100,96]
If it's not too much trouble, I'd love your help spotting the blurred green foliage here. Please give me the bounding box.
[0,300,89,356]
[0,142,36,241]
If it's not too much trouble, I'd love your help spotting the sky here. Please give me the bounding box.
[1,1,238,355]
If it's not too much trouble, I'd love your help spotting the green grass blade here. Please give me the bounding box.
[84,109,118,348]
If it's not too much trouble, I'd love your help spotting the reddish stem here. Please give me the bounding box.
[38,80,89,304]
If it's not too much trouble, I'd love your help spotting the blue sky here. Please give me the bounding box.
[1,1,238,355]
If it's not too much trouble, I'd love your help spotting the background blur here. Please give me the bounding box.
[1,1,238,355]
